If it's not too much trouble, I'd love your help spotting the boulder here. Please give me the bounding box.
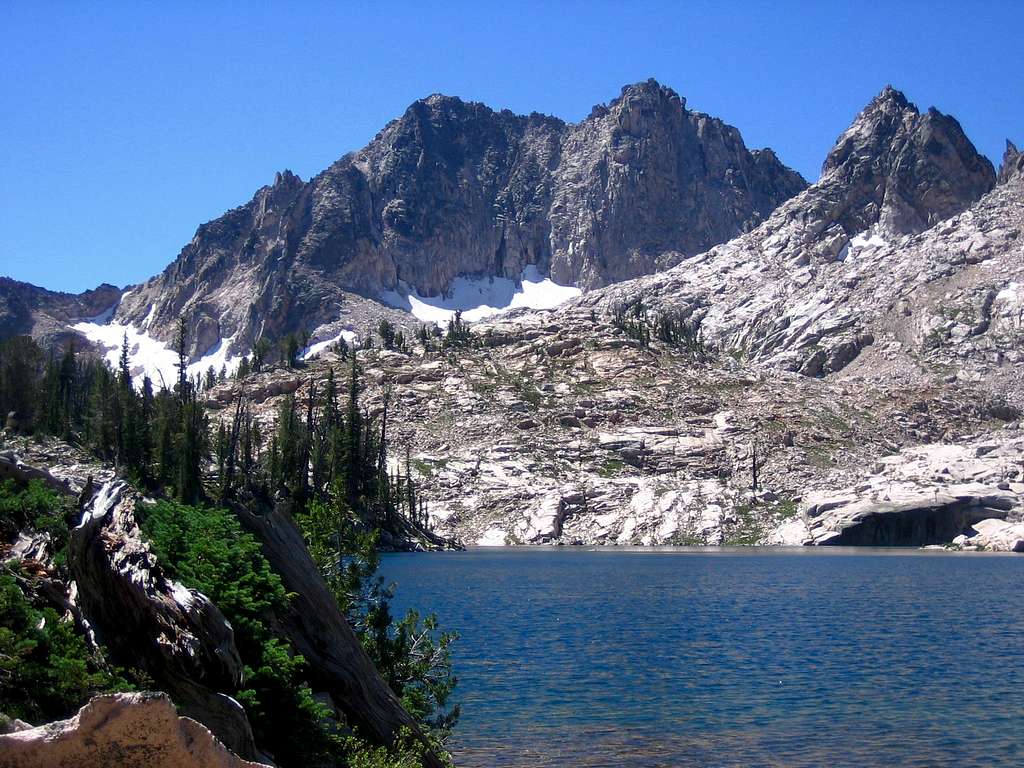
[0,693,270,768]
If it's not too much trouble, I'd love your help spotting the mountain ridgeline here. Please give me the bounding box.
[0,81,1005,372]
[114,79,808,357]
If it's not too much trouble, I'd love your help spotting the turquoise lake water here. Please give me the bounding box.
[380,546,1024,767]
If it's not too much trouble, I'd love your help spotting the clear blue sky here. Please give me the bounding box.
[2,1,1021,293]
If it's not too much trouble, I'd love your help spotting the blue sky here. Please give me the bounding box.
[2,1,1021,293]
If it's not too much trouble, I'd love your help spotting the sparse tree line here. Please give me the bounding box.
[0,322,458,766]
[611,298,710,361]
[0,320,436,539]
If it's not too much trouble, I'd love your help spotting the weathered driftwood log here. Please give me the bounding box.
[234,501,445,768]
[69,482,256,759]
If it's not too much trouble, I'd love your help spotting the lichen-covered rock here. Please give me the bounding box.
[0,693,270,768]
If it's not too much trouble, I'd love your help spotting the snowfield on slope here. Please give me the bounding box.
[72,314,244,389]
[301,328,358,361]
[381,265,581,324]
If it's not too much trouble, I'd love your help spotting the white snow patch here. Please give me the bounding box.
[838,231,888,262]
[71,319,244,389]
[301,329,358,360]
[850,231,888,250]
[996,282,1021,302]
[142,303,158,330]
[381,265,581,324]
[476,527,508,546]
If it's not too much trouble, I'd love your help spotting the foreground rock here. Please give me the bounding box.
[0,693,270,768]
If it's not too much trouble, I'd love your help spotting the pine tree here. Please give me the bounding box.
[118,333,131,388]
[175,318,189,401]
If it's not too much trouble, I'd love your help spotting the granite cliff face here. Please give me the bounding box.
[586,87,1001,377]
[111,80,805,357]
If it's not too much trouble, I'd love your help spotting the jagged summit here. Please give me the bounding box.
[2,83,1007,385]
[90,81,806,359]
[999,138,1023,184]
[820,86,995,235]
[583,85,1009,379]
[612,78,685,107]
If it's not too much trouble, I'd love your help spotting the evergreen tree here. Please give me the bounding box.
[378,319,397,350]
[175,318,189,400]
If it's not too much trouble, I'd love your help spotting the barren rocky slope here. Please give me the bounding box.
[207,303,1022,552]
[107,79,805,358]
[193,89,1022,552]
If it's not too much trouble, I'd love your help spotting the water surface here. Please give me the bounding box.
[381,547,1024,767]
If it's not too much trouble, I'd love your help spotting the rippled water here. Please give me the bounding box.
[380,547,1024,767]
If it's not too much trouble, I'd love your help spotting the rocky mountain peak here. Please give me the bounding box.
[272,169,302,189]
[87,81,806,360]
[999,138,1023,184]
[613,78,686,110]
[820,86,995,236]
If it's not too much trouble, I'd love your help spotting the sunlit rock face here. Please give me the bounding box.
[106,79,805,359]
[584,86,1004,379]
[0,693,272,768]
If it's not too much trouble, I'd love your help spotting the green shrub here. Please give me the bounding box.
[137,500,342,766]
[0,479,73,565]
[0,571,134,723]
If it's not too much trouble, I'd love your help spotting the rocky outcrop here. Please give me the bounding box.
[107,79,804,358]
[957,518,1024,552]
[584,87,1006,378]
[0,693,270,768]
[999,139,1024,185]
[0,278,121,349]
[768,438,1024,546]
